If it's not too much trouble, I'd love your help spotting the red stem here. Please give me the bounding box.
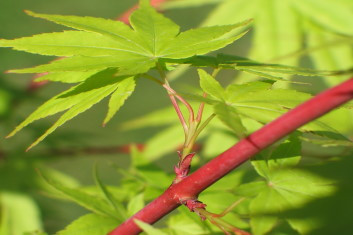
[163,83,195,123]
[118,0,167,24]
[109,78,353,235]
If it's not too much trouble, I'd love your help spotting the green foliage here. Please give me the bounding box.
[1,1,250,150]
[134,219,167,235]
[249,135,335,234]
[56,213,117,235]
[40,170,126,221]
[1,0,352,235]
[0,192,43,235]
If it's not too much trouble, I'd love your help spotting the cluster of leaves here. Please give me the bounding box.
[1,0,346,151]
[19,136,342,235]
[1,0,353,235]
[1,0,252,150]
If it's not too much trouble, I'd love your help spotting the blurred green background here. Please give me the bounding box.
[0,0,352,234]
[0,1,223,233]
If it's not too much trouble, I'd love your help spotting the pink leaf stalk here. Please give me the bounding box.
[109,77,353,235]
[118,0,167,24]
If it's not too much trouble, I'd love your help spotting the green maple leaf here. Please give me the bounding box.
[249,168,335,235]
[0,0,250,150]
[196,73,312,137]
[247,136,335,234]
[0,0,250,75]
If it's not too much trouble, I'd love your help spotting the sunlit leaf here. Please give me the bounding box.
[214,103,247,138]
[103,76,136,125]
[198,69,224,99]
[56,213,117,235]
[2,1,251,149]
[34,71,99,83]
[251,134,302,179]
[127,194,145,217]
[0,192,43,235]
[249,168,335,234]
[0,31,143,57]
[168,207,212,234]
[134,219,167,235]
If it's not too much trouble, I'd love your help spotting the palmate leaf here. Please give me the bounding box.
[1,0,250,75]
[1,0,251,149]
[249,168,335,235]
[249,137,334,234]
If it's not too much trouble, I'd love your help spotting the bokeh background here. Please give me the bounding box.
[0,1,220,233]
[1,0,352,234]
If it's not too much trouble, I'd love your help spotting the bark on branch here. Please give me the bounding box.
[109,77,353,235]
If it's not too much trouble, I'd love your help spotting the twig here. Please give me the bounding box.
[162,83,195,123]
[109,78,353,235]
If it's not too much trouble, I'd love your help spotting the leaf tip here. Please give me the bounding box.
[26,141,38,152]
[5,130,16,139]
[24,10,35,16]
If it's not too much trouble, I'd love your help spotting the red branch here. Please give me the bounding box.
[109,77,353,235]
